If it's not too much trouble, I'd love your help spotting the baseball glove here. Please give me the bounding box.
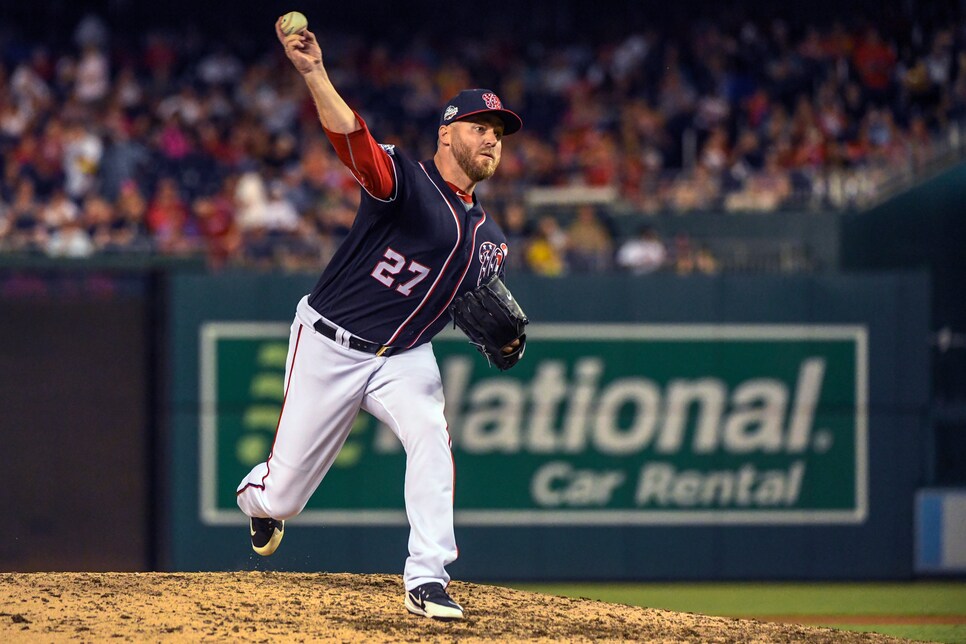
[449,275,529,370]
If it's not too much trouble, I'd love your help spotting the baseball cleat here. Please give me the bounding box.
[249,517,284,556]
[405,582,464,621]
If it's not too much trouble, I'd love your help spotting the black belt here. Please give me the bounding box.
[313,319,401,357]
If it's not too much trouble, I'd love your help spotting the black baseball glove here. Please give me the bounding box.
[449,275,529,370]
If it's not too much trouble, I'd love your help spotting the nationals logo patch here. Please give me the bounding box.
[477,241,508,285]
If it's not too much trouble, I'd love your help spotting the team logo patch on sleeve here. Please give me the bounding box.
[379,144,396,155]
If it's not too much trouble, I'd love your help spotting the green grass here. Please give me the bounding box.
[815,624,966,644]
[505,582,966,643]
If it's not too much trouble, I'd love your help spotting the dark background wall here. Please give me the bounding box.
[842,162,966,485]
[0,272,152,571]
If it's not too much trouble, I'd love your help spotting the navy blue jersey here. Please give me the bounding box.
[308,144,509,349]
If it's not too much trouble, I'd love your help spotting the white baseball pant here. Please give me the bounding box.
[236,296,458,590]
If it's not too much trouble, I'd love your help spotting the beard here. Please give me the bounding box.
[452,135,499,182]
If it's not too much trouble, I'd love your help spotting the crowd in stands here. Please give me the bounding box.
[0,9,963,272]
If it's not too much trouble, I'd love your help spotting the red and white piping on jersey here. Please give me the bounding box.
[338,133,398,203]
[407,212,484,348]
[383,162,485,348]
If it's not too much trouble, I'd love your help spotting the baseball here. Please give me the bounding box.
[280,11,308,35]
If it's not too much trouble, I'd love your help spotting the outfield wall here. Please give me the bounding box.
[167,270,929,580]
[0,274,154,572]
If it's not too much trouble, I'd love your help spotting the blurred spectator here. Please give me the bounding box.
[671,233,696,275]
[234,172,297,231]
[235,174,301,267]
[104,182,153,254]
[616,224,667,275]
[73,43,109,104]
[852,27,896,105]
[667,165,721,212]
[300,198,349,269]
[144,33,177,87]
[725,148,792,212]
[262,181,300,233]
[45,215,94,258]
[7,178,44,252]
[82,194,114,249]
[699,127,731,174]
[157,84,204,127]
[62,121,103,200]
[501,201,532,273]
[0,94,30,144]
[192,177,239,268]
[566,204,614,272]
[113,66,144,109]
[526,215,568,276]
[0,201,9,249]
[33,119,67,197]
[197,46,244,87]
[99,110,151,201]
[39,187,80,231]
[0,6,963,271]
[694,245,720,274]
[156,115,193,163]
[671,234,720,275]
[263,133,299,180]
[146,178,196,254]
[234,171,269,231]
[10,51,53,112]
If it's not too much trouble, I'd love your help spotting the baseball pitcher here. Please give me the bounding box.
[235,14,528,621]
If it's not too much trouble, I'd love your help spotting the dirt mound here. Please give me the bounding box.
[0,572,910,642]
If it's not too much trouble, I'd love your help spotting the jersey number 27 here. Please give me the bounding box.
[371,248,431,296]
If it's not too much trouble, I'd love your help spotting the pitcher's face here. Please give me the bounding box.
[447,115,504,182]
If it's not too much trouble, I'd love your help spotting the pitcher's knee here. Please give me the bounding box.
[402,423,452,453]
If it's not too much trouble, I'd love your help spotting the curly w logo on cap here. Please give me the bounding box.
[481,93,503,109]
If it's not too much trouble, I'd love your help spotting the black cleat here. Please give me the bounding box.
[405,582,464,620]
[250,517,284,556]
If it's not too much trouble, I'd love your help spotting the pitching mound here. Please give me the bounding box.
[1,572,909,642]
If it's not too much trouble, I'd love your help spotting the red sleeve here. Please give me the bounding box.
[323,112,395,200]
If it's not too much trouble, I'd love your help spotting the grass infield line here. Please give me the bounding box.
[508,582,966,644]
[746,615,966,625]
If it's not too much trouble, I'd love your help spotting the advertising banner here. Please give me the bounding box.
[200,323,867,527]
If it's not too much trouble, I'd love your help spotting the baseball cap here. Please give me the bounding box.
[439,89,523,135]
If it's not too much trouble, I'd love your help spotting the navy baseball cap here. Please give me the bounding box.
[439,89,523,135]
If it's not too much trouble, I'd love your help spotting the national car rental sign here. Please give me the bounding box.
[200,323,867,527]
